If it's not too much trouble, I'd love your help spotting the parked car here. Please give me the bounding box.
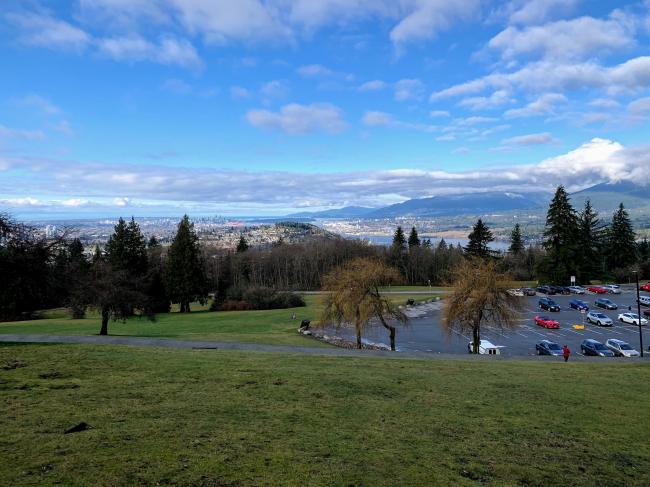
[568,285,586,294]
[536,340,563,356]
[618,312,648,326]
[537,285,555,295]
[595,298,618,310]
[467,340,504,355]
[644,309,650,318]
[521,287,537,296]
[569,299,589,311]
[605,339,640,357]
[551,285,571,295]
[640,283,650,292]
[587,286,608,294]
[507,288,524,297]
[586,311,613,327]
[602,284,621,294]
[538,297,560,312]
[534,315,560,329]
[581,339,615,357]
[638,295,650,307]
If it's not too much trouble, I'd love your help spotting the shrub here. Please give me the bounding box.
[211,286,305,311]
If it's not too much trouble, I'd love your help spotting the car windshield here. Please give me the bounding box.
[594,343,608,350]
[629,314,639,319]
[548,343,562,350]
[620,344,633,350]
[595,313,607,318]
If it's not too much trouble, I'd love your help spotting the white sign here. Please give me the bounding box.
[570,275,576,284]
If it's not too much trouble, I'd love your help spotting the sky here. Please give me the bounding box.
[1,0,650,219]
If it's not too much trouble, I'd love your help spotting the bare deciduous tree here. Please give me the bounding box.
[443,258,521,354]
[320,257,407,350]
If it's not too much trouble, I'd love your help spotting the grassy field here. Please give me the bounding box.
[1,343,649,486]
[0,294,440,346]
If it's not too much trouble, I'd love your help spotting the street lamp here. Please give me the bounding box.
[633,270,644,357]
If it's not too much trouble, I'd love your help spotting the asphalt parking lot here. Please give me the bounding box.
[324,285,649,357]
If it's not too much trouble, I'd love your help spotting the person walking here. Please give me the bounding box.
[562,344,571,362]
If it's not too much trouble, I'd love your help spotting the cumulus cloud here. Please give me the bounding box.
[3,139,648,212]
[359,80,388,92]
[245,103,347,135]
[458,89,514,110]
[429,110,450,117]
[97,35,203,69]
[430,56,650,101]
[504,93,567,118]
[7,12,91,51]
[488,15,636,62]
[507,0,581,26]
[501,132,555,146]
[0,124,45,140]
[628,96,650,114]
[361,111,394,127]
[394,78,425,101]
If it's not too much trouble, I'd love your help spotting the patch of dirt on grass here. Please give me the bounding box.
[2,359,27,370]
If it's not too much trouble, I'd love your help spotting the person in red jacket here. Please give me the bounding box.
[562,344,571,362]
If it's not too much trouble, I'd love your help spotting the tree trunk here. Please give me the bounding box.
[379,316,396,351]
[355,318,362,349]
[472,325,480,354]
[180,301,191,313]
[99,307,109,336]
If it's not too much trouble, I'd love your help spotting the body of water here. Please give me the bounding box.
[349,234,511,251]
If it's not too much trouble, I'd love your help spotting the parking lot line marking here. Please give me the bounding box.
[586,328,604,335]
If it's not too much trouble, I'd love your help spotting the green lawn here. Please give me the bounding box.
[0,294,440,346]
[1,343,649,486]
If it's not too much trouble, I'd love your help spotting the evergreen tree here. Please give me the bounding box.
[638,238,650,261]
[577,199,605,282]
[407,227,420,248]
[540,186,579,283]
[105,217,147,276]
[166,215,208,313]
[464,219,494,259]
[422,238,432,248]
[508,223,524,255]
[147,235,160,249]
[389,226,407,273]
[605,203,637,270]
[236,235,249,253]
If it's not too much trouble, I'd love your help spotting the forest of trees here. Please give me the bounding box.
[2,185,649,323]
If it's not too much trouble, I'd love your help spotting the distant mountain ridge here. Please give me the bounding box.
[286,181,649,219]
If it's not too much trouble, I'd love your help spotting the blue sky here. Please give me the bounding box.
[1,0,650,218]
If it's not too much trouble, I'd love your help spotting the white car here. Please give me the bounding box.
[586,311,613,326]
[618,312,648,326]
[507,288,524,297]
[467,340,505,355]
[568,285,586,294]
[605,339,640,357]
[602,284,621,294]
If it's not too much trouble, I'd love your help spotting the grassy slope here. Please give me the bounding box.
[0,294,440,347]
[1,344,649,486]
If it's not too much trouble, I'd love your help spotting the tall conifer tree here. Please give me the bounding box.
[465,219,493,259]
[508,223,524,255]
[605,203,637,270]
[541,186,579,283]
[577,199,605,282]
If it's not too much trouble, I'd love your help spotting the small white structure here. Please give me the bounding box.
[467,340,505,355]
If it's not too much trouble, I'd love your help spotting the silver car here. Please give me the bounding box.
[586,311,613,327]
[568,285,586,294]
[605,339,640,357]
[617,312,648,326]
[602,284,621,294]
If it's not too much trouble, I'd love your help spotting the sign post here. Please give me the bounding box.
[570,275,576,285]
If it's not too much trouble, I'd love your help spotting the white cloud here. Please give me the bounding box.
[296,64,333,77]
[488,15,636,62]
[361,111,393,127]
[453,116,498,126]
[394,78,425,101]
[504,93,567,118]
[245,103,347,135]
[628,96,650,114]
[458,89,514,110]
[260,80,289,99]
[0,124,45,140]
[97,35,203,69]
[588,98,621,109]
[7,12,91,51]
[430,56,650,101]
[113,197,131,207]
[507,0,581,26]
[19,94,61,115]
[501,132,555,146]
[429,110,450,117]
[359,80,388,92]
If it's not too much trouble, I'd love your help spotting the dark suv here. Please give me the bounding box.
[537,285,555,295]
[581,339,615,357]
[539,297,560,312]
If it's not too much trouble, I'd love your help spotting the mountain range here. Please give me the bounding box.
[287,181,650,219]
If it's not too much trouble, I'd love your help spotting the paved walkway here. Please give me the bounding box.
[0,334,639,362]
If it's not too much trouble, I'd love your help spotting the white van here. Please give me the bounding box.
[638,295,650,307]
[467,340,505,355]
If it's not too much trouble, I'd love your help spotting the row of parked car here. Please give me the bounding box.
[536,338,641,357]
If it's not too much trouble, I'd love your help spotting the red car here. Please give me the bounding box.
[644,309,650,318]
[587,286,607,294]
[640,283,650,292]
[534,315,560,329]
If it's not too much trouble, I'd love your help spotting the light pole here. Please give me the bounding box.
[634,270,644,357]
